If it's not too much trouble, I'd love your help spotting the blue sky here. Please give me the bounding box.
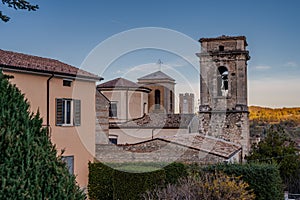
[1,0,300,108]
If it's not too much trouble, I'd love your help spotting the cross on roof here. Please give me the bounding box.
[157,59,163,71]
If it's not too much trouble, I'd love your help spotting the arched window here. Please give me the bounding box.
[217,66,228,96]
[170,90,173,112]
[155,90,160,109]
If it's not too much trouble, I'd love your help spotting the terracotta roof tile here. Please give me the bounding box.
[97,77,151,91]
[97,77,140,88]
[126,134,241,158]
[159,134,241,158]
[110,113,196,128]
[0,49,101,80]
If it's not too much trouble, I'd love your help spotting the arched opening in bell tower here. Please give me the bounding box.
[217,66,228,96]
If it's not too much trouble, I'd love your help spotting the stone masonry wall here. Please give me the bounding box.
[95,91,109,144]
[96,139,228,164]
[199,112,249,157]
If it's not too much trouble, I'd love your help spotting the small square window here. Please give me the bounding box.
[56,98,81,126]
[63,79,72,87]
[219,45,224,51]
[109,138,118,144]
[62,155,74,174]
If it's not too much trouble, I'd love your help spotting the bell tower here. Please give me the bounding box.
[197,35,250,158]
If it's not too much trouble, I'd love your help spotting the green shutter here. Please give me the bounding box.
[56,98,63,125]
[73,99,81,126]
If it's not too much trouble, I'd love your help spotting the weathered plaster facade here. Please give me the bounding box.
[97,78,151,123]
[138,71,175,114]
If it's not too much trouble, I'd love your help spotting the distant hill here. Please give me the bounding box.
[249,106,300,123]
[249,106,300,140]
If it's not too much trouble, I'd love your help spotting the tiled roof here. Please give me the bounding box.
[97,77,139,88]
[159,134,241,158]
[127,134,241,159]
[138,70,175,81]
[0,49,101,80]
[110,113,196,128]
[97,77,151,91]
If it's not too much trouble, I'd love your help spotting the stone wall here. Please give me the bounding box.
[199,111,249,157]
[95,91,109,144]
[96,139,239,164]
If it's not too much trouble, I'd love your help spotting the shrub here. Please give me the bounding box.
[142,172,255,200]
[204,163,283,200]
[164,162,188,184]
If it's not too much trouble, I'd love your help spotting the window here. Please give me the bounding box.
[143,102,147,114]
[56,99,81,126]
[63,79,72,87]
[62,156,74,174]
[170,91,173,111]
[109,102,117,118]
[109,135,118,144]
[217,66,229,96]
[155,90,160,110]
[219,45,224,51]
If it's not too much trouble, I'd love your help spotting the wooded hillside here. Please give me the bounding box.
[249,106,300,140]
[249,106,300,123]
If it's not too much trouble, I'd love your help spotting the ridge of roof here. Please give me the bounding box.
[0,49,101,80]
[97,77,151,89]
[138,70,175,81]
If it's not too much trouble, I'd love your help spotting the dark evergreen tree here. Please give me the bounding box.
[0,71,85,199]
[246,124,300,193]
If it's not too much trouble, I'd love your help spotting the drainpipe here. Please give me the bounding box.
[47,74,54,134]
[152,129,156,139]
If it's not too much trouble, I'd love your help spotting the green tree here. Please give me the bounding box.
[0,71,85,199]
[246,124,300,192]
[1,0,38,22]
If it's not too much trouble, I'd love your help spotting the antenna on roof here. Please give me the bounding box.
[157,59,163,71]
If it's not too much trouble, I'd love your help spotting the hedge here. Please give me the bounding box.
[88,162,114,200]
[203,163,284,200]
[112,169,165,199]
[88,162,171,200]
[88,162,284,200]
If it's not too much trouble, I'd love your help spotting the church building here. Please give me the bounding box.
[96,35,251,163]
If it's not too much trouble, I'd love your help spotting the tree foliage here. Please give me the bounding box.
[204,163,283,200]
[1,0,38,22]
[246,124,300,192]
[0,71,85,199]
[249,106,300,124]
